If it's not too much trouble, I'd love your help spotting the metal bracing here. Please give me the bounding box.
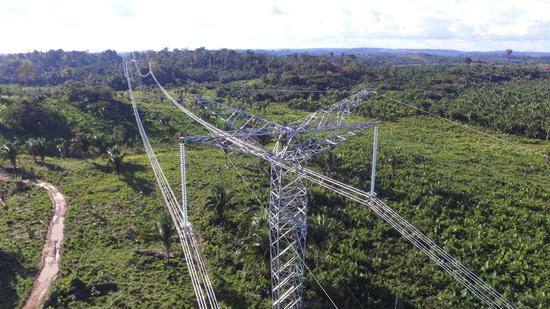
[136,59,517,309]
[292,88,371,129]
[182,87,377,163]
[269,160,308,308]
[178,89,375,308]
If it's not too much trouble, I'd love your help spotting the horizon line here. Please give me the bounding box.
[2,46,550,56]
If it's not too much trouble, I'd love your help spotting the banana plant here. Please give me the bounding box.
[2,140,19,168]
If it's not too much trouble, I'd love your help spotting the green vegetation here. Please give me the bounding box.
[0,50,123,89]
[1,116,546,308]
[157,212,174,259]
[204,185,234,224]
[0,178,52,308]
[2,141,19,168]
[26,137,47,163]
[0,48,548,308]
[106,145,125,175]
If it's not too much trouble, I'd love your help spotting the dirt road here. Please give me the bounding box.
[20,179,68,309]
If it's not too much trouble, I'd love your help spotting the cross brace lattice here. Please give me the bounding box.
[182,89,376,308]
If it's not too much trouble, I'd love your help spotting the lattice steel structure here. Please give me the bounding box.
[130,57,517,309]
[182,90,377,308]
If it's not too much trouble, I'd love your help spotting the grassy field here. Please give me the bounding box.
[1,104,548,308]
[0,83,549,308]
[0,176,52,308]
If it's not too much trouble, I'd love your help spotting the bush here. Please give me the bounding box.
[65,82,114,110]
[1,99,69,137]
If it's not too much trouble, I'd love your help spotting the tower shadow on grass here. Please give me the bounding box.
[121,161,154,195]
[90,161,154,195]
[304,276,415,309]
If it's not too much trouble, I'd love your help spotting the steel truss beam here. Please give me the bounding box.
[144,61,516,309]
[181,90,374,308]
[269,159,308,308]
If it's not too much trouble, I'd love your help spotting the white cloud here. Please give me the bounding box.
[270,5,287,15]
[111,0,137,17]
[0,0,548,53]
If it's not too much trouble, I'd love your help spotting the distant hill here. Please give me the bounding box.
[249,47,550,58]
[1,47,548,89]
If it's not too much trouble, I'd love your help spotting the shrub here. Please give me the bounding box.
[1,99,68,137]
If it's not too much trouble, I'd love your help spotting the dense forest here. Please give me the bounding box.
[0,48,549,308]
[1,48,549,142]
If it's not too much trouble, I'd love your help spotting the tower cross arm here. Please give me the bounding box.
[294,88,374,130]
[180,134,261,157]
[180,133,281,165]
[192,96,289,134]
[288,121,378,160]
[182,120,377,159]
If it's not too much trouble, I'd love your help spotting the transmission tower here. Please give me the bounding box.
[182,91,377,308]
[129,59,516,309]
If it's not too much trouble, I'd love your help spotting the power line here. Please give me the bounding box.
[378,93,547,159]
[283,233,340,309]
[124,58,218,308]
[186,83,548,159]
[224,157,341,309]
[153,70,515,308]
[144,60,516,309]
[144,64,344,307]
[223,87,359,94]
[301,169,513,308]
[188,100,342,309]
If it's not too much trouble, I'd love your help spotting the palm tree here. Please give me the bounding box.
[505,49,513,64]
[249,212,270,266]
[157,212,174,259]
[234,211,270,275]
[222,148,230,167]
[70,133,92,158]
[384,155,399,181]
[323,150,340,177]
[2,141,19,168]
[0,188,7,210]
[309,213,337,266]
[204,185,233,223]
[394,296,404,309]
[106,145,125,175]
[14,175,26,192]
[26,138,37,162]
[92,133,110,154]
[27,137,47,163]
[55,138,68,159]
[258,158,271,180]
[37,138,47,163]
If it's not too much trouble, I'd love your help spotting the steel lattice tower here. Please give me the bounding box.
[182,89,376,308]
[130,58,518,309]
[268,156,308,308]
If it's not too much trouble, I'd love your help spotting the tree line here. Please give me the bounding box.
[1,48,548,141]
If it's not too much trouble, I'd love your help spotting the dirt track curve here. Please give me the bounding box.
[7,175,68,309]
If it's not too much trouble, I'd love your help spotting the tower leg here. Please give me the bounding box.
[269,161,308,309]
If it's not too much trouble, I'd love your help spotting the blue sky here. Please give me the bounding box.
[1,0,549,53]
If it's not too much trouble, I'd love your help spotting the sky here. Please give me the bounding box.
[1,0,549,53]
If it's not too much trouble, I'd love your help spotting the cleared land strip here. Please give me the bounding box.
[0,169,70,309]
